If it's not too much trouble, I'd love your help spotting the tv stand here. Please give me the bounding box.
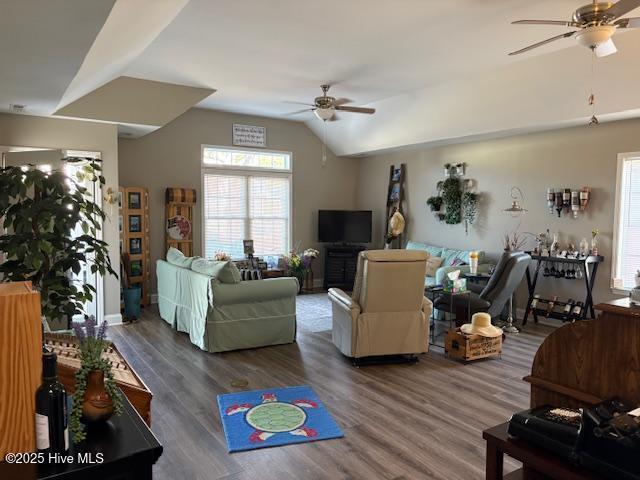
[323,245,366,291]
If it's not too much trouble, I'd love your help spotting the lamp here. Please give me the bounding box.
[314,108,334,121]
[503,187,527,215]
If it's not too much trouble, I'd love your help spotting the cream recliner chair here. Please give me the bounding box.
[328,249,432,360]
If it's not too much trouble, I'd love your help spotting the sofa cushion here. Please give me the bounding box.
[425,256,443,277]
[191,258,241,284]
[166,247,196,268]
[406,241,442,258]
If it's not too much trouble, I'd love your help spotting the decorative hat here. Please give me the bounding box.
[389,211,406,236]
[461,312,503,338]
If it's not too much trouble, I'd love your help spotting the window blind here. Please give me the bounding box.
[202,148,291,259]
[613,154,640,289]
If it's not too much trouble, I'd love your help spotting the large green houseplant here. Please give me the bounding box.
[0,157,117,327]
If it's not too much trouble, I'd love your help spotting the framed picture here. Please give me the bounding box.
[128,191,141,210]
[392,168,401,182]
[243,239,255,256]
[129,215,141,233]
[117,190,123,209]
[257,261,268,271]
[119,214,123,233]
[130,260,142,277]
[389,184,400,202]
[129,238,142,255]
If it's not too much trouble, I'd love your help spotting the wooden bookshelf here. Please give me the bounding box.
[119,187,151,306]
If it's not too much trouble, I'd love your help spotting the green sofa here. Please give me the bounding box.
[405,241,491,287]
[157,254,298,353]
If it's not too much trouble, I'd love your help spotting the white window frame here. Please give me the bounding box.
[611,151,640,294]
[200,145,293,259]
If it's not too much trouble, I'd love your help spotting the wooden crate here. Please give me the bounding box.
[0,282,42,457]
[44,333,153,426]
[445,328,502,362]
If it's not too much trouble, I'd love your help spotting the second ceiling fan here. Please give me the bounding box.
[509,0,640,57]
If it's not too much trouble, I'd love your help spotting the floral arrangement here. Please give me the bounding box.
[214,251,230,261]
[284,248,318,277]
[69,316,123,443]
[591,228,599,240]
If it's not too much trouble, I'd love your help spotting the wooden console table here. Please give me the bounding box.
[483,423,601,480]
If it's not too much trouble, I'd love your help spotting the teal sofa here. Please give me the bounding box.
[405,241,491,287]
[157,253,298,353]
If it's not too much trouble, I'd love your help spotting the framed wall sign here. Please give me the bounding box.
[233,124,266,148]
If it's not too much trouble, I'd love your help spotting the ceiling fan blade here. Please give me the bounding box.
[595,38,617,57]
[512,19,578,27]
[332,98,353,106]
[615,16,640,27]
[607,0,640,19]
[285,108,315,116]
[334,105,375,114]
[283,101,315,107]
[508,31,576,56]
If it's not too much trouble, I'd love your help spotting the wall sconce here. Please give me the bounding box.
[555,189,563,217]
[571,191,580,218]
[503,186,527,216]
[580,187,590,210]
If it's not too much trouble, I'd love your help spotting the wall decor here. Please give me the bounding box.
[426,164,480,233]
[119,186,151,307]
[546,186,591,218]
[384,164,406,248]
[233,124,266,148]
[165,188,196,257]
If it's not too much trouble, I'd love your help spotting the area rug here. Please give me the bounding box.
[217,385,343,452]
[296,293,333,332]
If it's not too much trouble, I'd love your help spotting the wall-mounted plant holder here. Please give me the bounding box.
[427,164,480,234]
[443,162,466,177]
[547,186,591,218]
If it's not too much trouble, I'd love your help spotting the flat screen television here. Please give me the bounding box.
[318,210,372,243]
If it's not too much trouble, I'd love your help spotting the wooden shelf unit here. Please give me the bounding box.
[119,187,151,307]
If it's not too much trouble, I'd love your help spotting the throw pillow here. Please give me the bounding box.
[425,256,444,277]
[191,258,241,284]
[166,247,196,268]
[441,248,469,267]
[406,241,442,258]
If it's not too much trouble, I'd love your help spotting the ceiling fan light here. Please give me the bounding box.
[575,25,615,48]
[314,108,334,121]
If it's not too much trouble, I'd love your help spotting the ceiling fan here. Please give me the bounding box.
[286,85,375,121]
[509,0,640,57]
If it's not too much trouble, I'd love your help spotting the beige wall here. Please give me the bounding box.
[118,108,360,294]
[356,119,640,311]
[0,113,121,322]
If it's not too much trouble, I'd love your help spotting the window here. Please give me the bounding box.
[202,146,291,259]
[612,152,640,291]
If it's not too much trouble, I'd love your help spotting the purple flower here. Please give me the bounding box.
[72,321,86,342]
[96,320,108,341]
[85,315,96,338]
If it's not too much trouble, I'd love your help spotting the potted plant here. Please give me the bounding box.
[70,316,123,443]
[285,248,318,293]
[0,158,117,329]
[443,163,453,177]
[441,176,462,224]
[302,248,319,291]
[426,196,443,212]
[462,191,478,234]
[455,162,466,176]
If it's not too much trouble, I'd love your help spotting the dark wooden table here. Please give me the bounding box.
[483,423,602,480]
[1,391,162,480]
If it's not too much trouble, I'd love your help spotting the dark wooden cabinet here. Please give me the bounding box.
[323,245,365,291]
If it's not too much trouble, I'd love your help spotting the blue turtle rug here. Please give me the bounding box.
[217,385,344,452]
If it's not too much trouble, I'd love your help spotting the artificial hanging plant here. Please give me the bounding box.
[0,157,117,328]
[441,176,462,224]
[70,316,123,443]
[462,191,478,234]
[426,196,443,212]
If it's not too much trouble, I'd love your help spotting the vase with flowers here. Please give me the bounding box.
[591,229,599,256]
[284,248,319,293]
[69,316,123,443]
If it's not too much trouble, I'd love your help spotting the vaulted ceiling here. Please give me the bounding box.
[2,0,640,155]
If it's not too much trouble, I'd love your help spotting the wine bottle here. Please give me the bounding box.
[35,350,69,454]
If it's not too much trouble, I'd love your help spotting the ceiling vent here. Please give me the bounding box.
[10,104,26,113]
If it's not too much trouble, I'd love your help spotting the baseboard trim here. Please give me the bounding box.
[105,313,123,326]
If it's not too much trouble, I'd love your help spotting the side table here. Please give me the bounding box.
[1,391,163,480]
[425,286,471,348]
[482,422,602,480]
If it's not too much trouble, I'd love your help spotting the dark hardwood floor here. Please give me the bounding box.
[109,303,552,480]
